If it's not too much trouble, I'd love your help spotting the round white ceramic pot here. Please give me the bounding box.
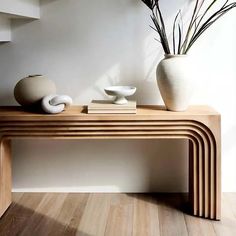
[156,54,194,111]
[14,75,56,107]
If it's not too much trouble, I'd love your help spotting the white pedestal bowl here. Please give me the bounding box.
[104,86,136,105]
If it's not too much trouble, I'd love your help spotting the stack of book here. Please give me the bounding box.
[87,100,137,114]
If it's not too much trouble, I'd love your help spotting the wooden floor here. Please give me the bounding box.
[0,193,236,236]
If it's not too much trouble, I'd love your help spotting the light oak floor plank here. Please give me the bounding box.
[12,192,24,203]
[212,193,236,236]
[184,214,216,236]
[49,193,89,236]
[132,194,160,236]
[0,193,44,236]
[105,193,133,236]
[78,193,112,236]
[157,194,188,236]
[183,193,216,236]
[0,193,236,236]
[19,193,67,236]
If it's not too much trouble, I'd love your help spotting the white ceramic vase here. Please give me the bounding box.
[156,55,194,112]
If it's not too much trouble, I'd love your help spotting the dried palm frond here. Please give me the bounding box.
[141,0,236,54]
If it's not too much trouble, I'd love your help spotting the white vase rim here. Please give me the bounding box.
[164,54,188,59]
[28,74,43,77]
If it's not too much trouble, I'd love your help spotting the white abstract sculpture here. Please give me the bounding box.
[41,94,73,114]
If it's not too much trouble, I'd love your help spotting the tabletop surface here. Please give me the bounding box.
[0,105,220,121]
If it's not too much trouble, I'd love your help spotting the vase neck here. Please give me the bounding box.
[164,54,187,59]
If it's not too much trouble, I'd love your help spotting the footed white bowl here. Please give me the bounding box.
[104,86,136,105]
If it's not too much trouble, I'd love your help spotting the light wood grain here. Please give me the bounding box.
[1,193,235,236]
[212,194,236,236]
[158,194,188,236]
[0,105,221,220]
[20,193,67,236]
[133,194,160,236]
[105,194,133,236]
[63,193,89,236]
[0,193,44,236]
[0,105,220,121]
[47,193,88,236]
[78,193,111,236]
[185,215,216,236]
[0,138,11,217]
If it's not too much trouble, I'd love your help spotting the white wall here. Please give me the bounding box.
[0,0,235,192]
[0,0,40,18]
[0,15,11,41]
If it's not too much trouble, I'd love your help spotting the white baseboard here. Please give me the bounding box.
[12,187,189,193]
[12,186,124,193]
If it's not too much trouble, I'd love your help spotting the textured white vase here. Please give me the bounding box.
[156,55,194,111]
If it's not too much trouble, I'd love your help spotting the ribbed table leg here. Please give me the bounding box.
[0,139,12,217]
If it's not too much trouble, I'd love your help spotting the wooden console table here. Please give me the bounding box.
[0,105,221,220]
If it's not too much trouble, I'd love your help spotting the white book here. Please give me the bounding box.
[87,100,137,114]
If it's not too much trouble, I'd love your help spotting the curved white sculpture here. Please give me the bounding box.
[50,95,73,107]
[41,94,73,114]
